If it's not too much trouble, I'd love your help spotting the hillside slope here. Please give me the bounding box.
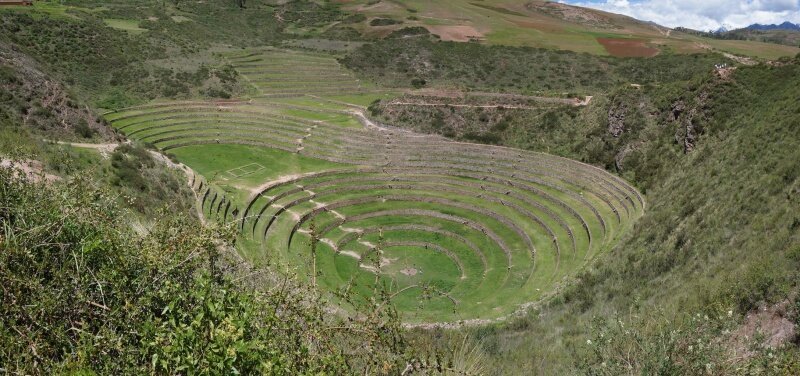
[445,57,800,374]
[338,0,800,58]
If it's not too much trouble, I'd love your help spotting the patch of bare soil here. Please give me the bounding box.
[716,67,737,80]
[354,0,404,13]
[48,139,122,158]
[0,159,60,183]
[722,52,757,66]
[400,268,418,276]
[527,2,619,29]
[424,25,484,42]
[728,300,797,358]
[597,38,660,57]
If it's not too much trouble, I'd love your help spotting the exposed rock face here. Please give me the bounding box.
[607,103,627,137]
[682,117,697,153]
[0,159,60,183]
[669,89,710,154]
[668,100,685,122]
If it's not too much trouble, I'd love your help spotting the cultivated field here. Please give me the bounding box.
[337,0,800,59]
[104,48,644,323]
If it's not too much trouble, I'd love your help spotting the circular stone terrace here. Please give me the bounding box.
[105,49,644,324]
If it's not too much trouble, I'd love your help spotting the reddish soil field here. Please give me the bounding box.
[597,38,660,57]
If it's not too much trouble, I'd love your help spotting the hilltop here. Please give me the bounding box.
[747,22,800,31]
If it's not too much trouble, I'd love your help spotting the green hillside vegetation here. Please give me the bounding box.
[342,38,726,95]
[2,0,800,374]
[0,0,318,108]
[0,167,422,374]
[390,56,800,373]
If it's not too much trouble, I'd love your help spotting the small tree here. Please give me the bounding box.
[235,0,246,8]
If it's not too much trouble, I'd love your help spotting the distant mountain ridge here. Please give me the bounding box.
[745,21,800,31]
[678,21,800,48]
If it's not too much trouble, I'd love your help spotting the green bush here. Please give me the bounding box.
[411,78,427,88]
[342,39,724,94]
[370,18,402,26]
[342,13,366,24]
[0,165,417,374]
[74,119,95,138]
[387,26,434,39]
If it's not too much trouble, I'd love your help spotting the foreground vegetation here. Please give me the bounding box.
[0,164,434,373]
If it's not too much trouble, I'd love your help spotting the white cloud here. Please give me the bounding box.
[563,0,800,31]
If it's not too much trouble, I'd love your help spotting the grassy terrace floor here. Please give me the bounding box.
[223,48,384,97]
[104,48,644,324]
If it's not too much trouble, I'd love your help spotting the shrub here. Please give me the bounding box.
[0,165,419,374]
[74,118,95,138]
[342,13,366,24]
[387,26,432,39]
[370,18,402,26]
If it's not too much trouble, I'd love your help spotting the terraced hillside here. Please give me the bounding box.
[224,49,376,98]
[105,94,643,323]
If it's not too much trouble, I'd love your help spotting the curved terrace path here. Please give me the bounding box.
[104,48,645,325]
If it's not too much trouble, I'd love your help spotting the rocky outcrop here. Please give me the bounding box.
[667,100,685,122]
[607,102,627,137]
[670,89,710,153]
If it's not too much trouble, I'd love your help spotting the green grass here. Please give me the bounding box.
[103,18,147,34]
[278,108,362,128]
[170,144,343,202]
[0,1,93,19]
[225,49,374,98]
[320,92,401,107]
[237,160,639,322]
[103,44,643,324]
[170,15,191,23]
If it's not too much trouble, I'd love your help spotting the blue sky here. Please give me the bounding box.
[561,0,800,31]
